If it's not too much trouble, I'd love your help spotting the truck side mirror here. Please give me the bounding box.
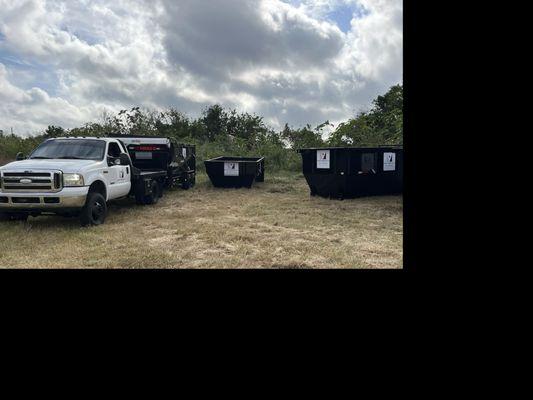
[119,153,130,166]
[16,152,25,161]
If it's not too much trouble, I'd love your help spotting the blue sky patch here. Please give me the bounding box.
[60,24,101,46]
[327,4,355,33]
[0,50,59,96]
[282,1,368,33]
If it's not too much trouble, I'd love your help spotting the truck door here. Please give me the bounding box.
[106,141,131,199]
[117,140,132,191]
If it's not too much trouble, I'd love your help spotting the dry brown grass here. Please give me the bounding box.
[0,173,403,269]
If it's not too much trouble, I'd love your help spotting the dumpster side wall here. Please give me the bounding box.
[300,148,403,198]
[204,157,264,188]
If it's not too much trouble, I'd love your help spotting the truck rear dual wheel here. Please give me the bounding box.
[147,181,161,204]
[137,181,162,205]
[80,192,107,227]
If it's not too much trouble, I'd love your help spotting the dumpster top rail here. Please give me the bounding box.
[297,146,402,152]
[206,156,265,162]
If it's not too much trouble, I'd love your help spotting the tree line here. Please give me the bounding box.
[0,84,402,172]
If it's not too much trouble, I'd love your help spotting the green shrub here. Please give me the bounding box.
[0,85,402,172]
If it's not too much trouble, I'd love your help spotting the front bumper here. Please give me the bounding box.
[0,186,89,210]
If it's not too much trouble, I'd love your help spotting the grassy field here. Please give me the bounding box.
[0,173,403,269]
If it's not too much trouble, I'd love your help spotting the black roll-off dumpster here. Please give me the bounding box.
[298,146,403,198]
[204,156,265,188]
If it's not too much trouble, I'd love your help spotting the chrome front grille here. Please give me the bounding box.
[0,171,62,193]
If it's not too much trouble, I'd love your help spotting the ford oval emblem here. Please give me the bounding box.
[20,178,32,184]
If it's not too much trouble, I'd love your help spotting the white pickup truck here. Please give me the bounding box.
[0,136,183,226]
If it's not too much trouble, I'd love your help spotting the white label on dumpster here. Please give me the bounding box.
[224,162,239,176]
[383,152,396,171]
[317,150,330,169]
[182,148,187,158]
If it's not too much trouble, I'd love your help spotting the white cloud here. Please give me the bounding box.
[0,63,98,133]
[0,0,402,136]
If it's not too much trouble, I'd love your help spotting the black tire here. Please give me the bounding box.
[144,181,161,205]
[135,188,145,205]
[80,192,107,226]
[0,212,28,222]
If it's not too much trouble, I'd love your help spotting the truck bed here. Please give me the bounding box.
[132,168,167,179]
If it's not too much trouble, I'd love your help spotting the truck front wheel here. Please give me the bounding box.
[80,192,107,226]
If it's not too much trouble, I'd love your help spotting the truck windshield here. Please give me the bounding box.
[30,139,106,161]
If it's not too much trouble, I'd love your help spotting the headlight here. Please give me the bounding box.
[63,173,85,187]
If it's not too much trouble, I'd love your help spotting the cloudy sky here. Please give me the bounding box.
[0,0,402,137]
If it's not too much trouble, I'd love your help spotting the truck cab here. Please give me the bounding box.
[0,137,165,226]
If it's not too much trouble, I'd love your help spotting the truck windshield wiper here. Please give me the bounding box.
[30,156,52,159]
[56,156,85,159]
